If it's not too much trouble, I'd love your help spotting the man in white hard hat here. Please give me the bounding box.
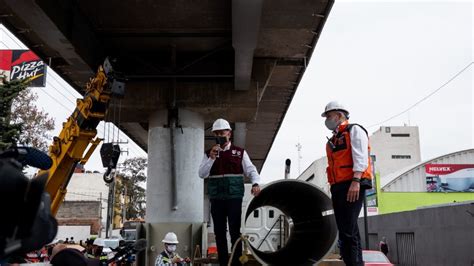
[322,101,373,266]
[154,232,189,266]
[92,238,108,265]
[198,118,261,266]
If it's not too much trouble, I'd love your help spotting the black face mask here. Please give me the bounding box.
[215,136,228,146]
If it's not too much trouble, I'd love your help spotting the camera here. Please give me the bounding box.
[0,146,57,260]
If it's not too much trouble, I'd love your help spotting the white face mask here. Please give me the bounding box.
[166,244,177,253]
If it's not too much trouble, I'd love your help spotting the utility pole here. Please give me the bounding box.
[106,177,116,238]
[98,192,103,237]
[284,159,291,180]
[122,183,127,223]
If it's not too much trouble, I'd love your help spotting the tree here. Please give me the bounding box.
[10,87,55,151]
[114,157,147,221]
[0,79,27,150]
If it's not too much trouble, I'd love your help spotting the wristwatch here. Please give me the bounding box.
[352,177,361,183]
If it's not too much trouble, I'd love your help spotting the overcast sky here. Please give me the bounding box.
[1,1,473,184]
[260,0,473,183]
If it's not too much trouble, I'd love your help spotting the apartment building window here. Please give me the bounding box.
[392,155,412,159]
[391,133,410,137]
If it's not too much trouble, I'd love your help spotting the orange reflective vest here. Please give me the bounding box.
[326,121,373,185]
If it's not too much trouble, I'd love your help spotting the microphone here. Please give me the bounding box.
[21,147,53,170]
[0,146,53,170]
[134,239,147,252]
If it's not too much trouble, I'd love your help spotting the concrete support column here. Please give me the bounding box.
[233,122,247,148]
[146,109,204,223]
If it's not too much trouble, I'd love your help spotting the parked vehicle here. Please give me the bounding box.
[363,250,393,266]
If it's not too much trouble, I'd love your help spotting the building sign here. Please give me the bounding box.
[0,50,46,87]
[425,164,474,192]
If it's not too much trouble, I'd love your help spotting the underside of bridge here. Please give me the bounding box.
[0,0,333,171]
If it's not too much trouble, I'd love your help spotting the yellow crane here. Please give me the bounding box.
[38,58,124,215]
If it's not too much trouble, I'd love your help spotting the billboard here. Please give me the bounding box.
[0,50,46,87]
[425,164,474,192]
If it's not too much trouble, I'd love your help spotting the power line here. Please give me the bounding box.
[46,81,145,158]
[0,40,9,48]
[2,30,146,159]
[47,71,81,99]
[367,61,473,129]
[3,31,26,49]
[45,80,76,105]
[67,191,108,202]
[38,87,74,112]
[37,87,110,137]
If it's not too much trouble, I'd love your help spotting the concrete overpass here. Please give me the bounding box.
[1,0,334,262]
[0,0,333,170]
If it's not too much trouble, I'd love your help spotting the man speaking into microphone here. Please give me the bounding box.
[198,118,261,266]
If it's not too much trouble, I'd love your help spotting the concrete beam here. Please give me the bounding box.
[232,0,263,90]
[108,80,259,123]
[233,122,247,148]
[121,122,148,147]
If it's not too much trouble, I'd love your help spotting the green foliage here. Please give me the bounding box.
[0,79,27,150]
[114,157,147,220]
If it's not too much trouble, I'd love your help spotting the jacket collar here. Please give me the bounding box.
[334,120,349,134]
[222,142,232,151]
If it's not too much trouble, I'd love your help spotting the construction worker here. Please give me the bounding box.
[92,238,108,265]
[84,238,96,259]
[199,118,261,266]
[322,101,373,266]
[154,232,189,266]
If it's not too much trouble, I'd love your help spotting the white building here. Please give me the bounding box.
[370,126,421,178]
[297,157,330,194]
[65,172,110,224]
[382,148,474,192]
[56,172,111,241]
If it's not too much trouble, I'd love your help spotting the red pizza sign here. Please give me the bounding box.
[0,50,46,87]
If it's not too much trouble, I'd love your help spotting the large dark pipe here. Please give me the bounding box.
[245,180,337,265]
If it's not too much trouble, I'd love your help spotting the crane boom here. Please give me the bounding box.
[39,58,124,215]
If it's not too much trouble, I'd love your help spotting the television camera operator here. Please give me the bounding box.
[0,145,57,264]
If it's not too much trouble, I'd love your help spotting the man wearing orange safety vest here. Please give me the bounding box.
[322,101,373,266]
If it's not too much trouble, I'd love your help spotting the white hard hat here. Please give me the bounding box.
[162,232,179,244]
[212,118,232,132]
[102,247,112,254]
[93,238,105,247]
[321,101,349,117]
